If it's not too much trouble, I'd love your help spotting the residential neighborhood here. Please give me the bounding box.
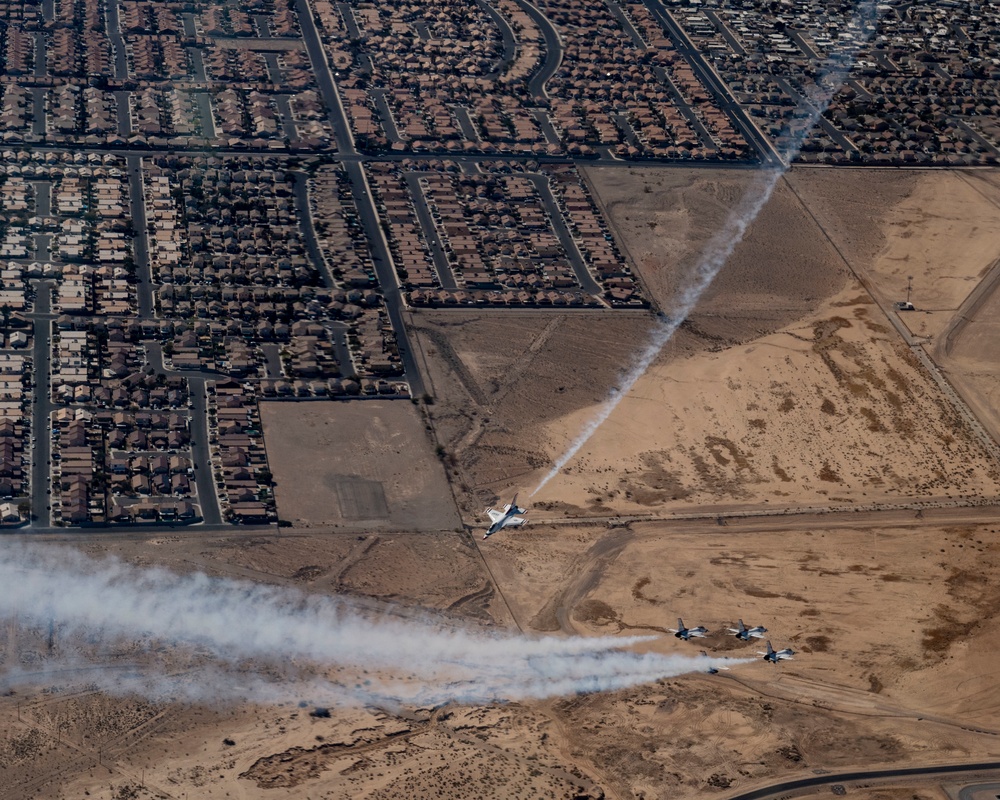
[0,0,995,531]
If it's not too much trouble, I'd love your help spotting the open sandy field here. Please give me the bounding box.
[5,167,1000,800]
[412,168,1000,518]
[260,400,461,531]
[4,509,1000,800]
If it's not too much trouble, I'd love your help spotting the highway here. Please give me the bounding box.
[293,0,427,397]
[294,0,357,156]
[725,762,1000,800]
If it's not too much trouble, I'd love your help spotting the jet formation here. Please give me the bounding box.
[480,501,797,668]
[672,618,794,670]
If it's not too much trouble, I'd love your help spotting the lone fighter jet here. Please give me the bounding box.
[670,618,708,641]
[759,641,794,663]
[729,619,768,640]
[483,494,527,539]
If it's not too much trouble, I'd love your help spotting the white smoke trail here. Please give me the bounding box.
[0,544,748,706]
[532,5,878,496]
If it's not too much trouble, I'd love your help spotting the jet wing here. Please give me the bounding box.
[506,516,527,527]
[486,509,504,522]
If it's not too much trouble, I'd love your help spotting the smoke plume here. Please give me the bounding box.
[532,4,878,496]
[0,543,747,706]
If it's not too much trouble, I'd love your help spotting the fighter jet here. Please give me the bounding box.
[483,494,527,539]
[699,650,730,675]
[670,618,708,641]
[759,641,794,664]
[729,619,767,640]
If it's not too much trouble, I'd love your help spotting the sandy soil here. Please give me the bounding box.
[530,283,1000,514]
[413,168,1000,518]
[408,309,655,512]
[782,167,1000,459]
[784,168,1000,343]
[5,514,1000,800]
[5,167,1000,800]
[260,400,461,531]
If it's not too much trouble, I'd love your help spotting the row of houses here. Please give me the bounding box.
[209,381,275,524]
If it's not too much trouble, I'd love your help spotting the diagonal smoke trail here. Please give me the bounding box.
[0,543,748,706]
[532,4,878,496]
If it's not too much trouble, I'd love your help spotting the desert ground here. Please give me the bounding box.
[4,168,1000,800]
[260,400,461,531]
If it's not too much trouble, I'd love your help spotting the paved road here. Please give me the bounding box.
[291,2,427,397]
[523,173,603,295]
[113,90,131,137]
[370,89,403,143]
[263,52,284,84]
[146,344,223,525]
[33,234,51,262]
[641,0,780,165]
[105,0,129,79]
[273,94,299,140]
[32,32,46,78]
[725,762,1000,800]
[475,0,517,79]
[30,88,46,137]
[402,173,459,289]
[32,181,51,216]
[188,47,208,83]
[959,781,1000,800]
[10,131,790,171]
[704,9,746,56]
[193,92,216,138]
[451,106,481,144]
[125,155,155,319]
[531,500,1000,534]
[253,13,272,38]
[653,64,718,151]
[295,0,356,155]
[28,281,55,529]
[336,2,362,40]
[514,0,563,98]
[343,160,426,398]
[605,0,647,48]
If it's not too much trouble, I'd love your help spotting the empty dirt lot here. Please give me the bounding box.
[5,167,1000,800]
[260,400,461,531]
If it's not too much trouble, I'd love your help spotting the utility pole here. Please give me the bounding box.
[906,275,913,305]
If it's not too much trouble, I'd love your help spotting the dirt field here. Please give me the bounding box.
[4,511,1000,800]
[5,166,1000,800]
[260,400,461,531]
[412,168,1000,519]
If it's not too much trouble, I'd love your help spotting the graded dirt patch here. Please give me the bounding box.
[260,400,461,530]
[529,284,1000,514]
[407,309,655,513]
